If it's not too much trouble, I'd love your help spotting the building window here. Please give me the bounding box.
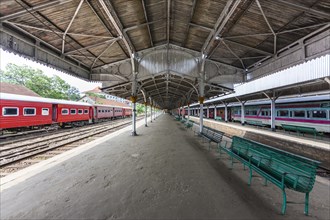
[2,107,19,116]
[42,108,49,116]
[62,109,69,115]
[70,109,77,115]
[23,108,36,116]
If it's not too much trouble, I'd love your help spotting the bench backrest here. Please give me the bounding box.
[231,136,320,193]
[202,127,224,143]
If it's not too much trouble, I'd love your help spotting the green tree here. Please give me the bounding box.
[136,103,145,115]
[1,63,81,100]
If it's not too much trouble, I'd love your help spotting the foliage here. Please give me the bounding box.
[136,103,145,115]
[1,63,80,100]
[85,92,106,99]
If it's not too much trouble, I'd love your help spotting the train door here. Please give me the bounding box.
[52,104,57,122]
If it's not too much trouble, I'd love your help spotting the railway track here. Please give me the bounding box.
[0,116,144,177]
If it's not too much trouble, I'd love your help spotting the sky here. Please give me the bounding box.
[0,49,102,93]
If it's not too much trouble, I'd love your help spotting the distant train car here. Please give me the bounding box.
[228,95,330,133]
[94,104,114,121]
[113,107,123,118]
[0,93,53,130]
[55,101,93,127]
[122,107,132,117]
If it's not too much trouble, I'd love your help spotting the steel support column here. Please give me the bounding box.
[224,103,228,122]
[188,104,190,120]
[131,73,138,136]
[241,103,245,125]
[207,106,209,118]
[150,98,153,123]
[214,105,217,119]
[144,102,148,127]
[270,99,276,131]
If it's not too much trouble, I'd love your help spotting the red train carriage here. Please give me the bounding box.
[93,105,114,121]
[122,107,132,117]
[0,93,53,130]
[55,101,93,127]
[113,107,123,118]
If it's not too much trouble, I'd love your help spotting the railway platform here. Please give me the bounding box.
[1,114,329,219]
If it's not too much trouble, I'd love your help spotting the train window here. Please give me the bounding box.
[42,108,49,116]
[23,108,36,116]
[70,109,76,115]
[293,110,305,118]
[308,110,327,119]
[246,110,257,115]
[102,110,105,113]
[84,109,89,114]
[2,107,19,116]
[261,111,269,116]
[62,109,69,115]
[78,109,83,115]
[277,110,288,117]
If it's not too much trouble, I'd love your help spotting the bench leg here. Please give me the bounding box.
[248,168,252,186]
[264,178,268,186]
[305,192,309,215]
[281,189,287,215]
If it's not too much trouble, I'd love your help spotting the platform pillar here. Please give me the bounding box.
[199,97,204,133]
[131,72,138,136]
[271,99,276,131]
[214,105,217,119]
[241,103,245,125]
[150,98,153,123]
[187,104,190,120]
[225,103,228,122]
[207,106,209,118]
[144,102,148,127]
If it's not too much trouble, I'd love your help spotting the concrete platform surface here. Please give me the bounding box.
[1,114,329,219]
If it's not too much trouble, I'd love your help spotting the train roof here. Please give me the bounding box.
[93,104,132,109]
[0,93,93,107]
[189,94,330,109]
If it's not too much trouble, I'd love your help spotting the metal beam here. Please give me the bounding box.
[189,23,214,32]
[0,0,72,22]
[91,39,118,69]
[220,40,245,69]
[98,0,135,55]
[202,0,241,55]
[5,21,114,39]
[182,0,197,46]
[223,39,272,56]
[275,0,329,19]
[255,0,276,54]
[141,0,153,47]
[167,0,171,45]
[65,37,120,54]
[62,0,84,54]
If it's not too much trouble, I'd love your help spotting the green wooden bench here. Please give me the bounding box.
[219,136,320,215]
[200,126,225,151]
[184,120,194,129]
[215,116,223,121]
[281,124,323,139]
[246,120,266,128]
[174,115,181,121]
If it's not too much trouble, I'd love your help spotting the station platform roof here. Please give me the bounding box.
[1,0,329,109]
